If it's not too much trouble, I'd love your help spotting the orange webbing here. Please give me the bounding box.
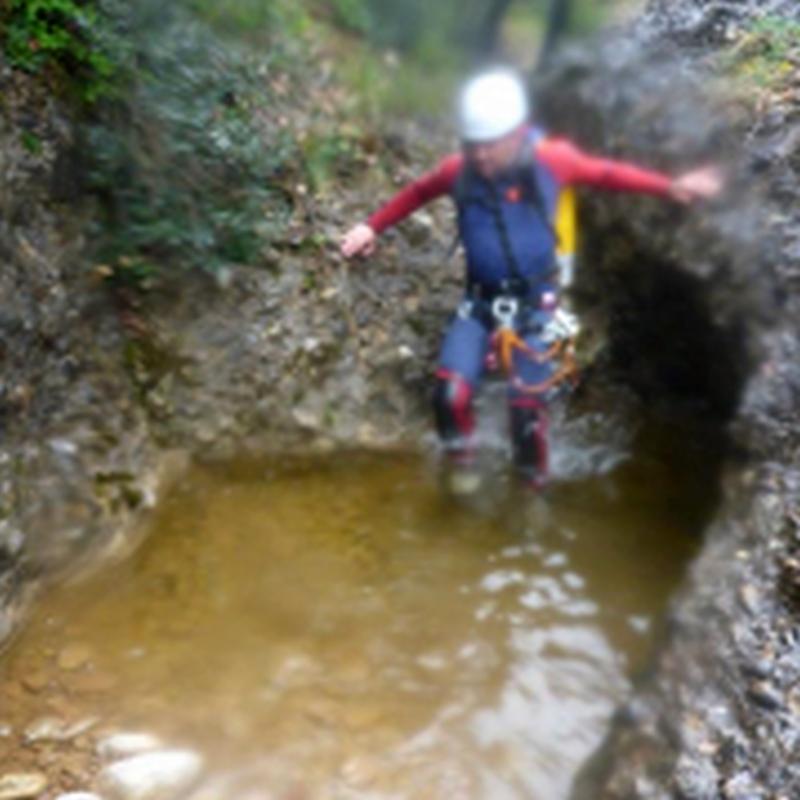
[495,326,579,396]
[510,349,579,396]
[496,327,562,374]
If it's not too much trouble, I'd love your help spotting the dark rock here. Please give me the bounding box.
[722,771,764,800]
[674,755,719,800]
[747,681,785,712]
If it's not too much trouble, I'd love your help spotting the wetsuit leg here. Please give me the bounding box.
[434,314,490,463]
[508,331,555,489]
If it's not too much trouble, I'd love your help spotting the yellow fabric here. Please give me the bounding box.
[555,186,577,260]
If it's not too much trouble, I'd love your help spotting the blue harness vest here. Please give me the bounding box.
[453,128,560,301]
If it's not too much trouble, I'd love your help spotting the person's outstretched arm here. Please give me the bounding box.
[340,154,463,258]
[537,138,723,203]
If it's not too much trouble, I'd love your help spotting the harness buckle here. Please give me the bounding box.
[491,296,519,329]
[457,299,474,320]
[540,307,581,344]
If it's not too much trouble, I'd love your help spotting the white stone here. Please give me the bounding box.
[97,733,163,761]
[340,756,378,788]
[292,407,320,429]
[396,345,414,360]
[320,286,339,300]
[214,267,233,290]
[55,794,103,800]
[24,715,98,743]
[24,717,66,743]
[48,438,78,456]
[58,643,92,670]
[2,527,23,555]
[64,716,100,738]
[98,750,203,800]
[0,773,48,800]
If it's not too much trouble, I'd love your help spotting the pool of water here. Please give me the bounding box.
[0,417,719,799]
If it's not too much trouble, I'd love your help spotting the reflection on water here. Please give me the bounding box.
[1,420,718,799]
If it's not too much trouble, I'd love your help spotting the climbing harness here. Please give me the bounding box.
[489,295,580,397]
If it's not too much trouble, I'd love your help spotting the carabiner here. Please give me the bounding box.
[491,296,519,329]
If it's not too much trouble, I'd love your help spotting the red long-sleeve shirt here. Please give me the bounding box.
[367,137,674,234]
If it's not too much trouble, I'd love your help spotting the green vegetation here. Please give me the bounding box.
[20,129,42,154]
[725,13,800,91]
[187,0,311,46]
[326,0,370,33]
[301,127,362,193]
[82,1,302,282]
[2,0,374,283]
[1,0,115,101]
[347,0,609,58]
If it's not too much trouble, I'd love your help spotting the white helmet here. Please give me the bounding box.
[456,68,529,142]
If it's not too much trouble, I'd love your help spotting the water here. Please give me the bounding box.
[0,417,719,799]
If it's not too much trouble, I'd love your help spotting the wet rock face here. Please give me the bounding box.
[0,58,165,642]
[538,48,769,426]
[640,0,800,47]
[535,2,800,798]
[124,241,457,460]
[575,223,750,421]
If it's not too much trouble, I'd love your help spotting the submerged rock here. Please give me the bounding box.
[20,671,48,693]
[0,773,48,800]
[674,754,719,800]
[23,715,98,743]
[97,732,163,761]
[98,750,203,800]
[66,669,118,694]
[57,643,92,671]
[54,795,103,800]
[340,755,380,789]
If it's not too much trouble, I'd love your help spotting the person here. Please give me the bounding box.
[340,67,721,493]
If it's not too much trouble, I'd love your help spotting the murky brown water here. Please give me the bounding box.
[0,422,719,799]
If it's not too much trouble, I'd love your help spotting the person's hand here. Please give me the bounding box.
[340,223,377,258]
[669,166,724,204]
